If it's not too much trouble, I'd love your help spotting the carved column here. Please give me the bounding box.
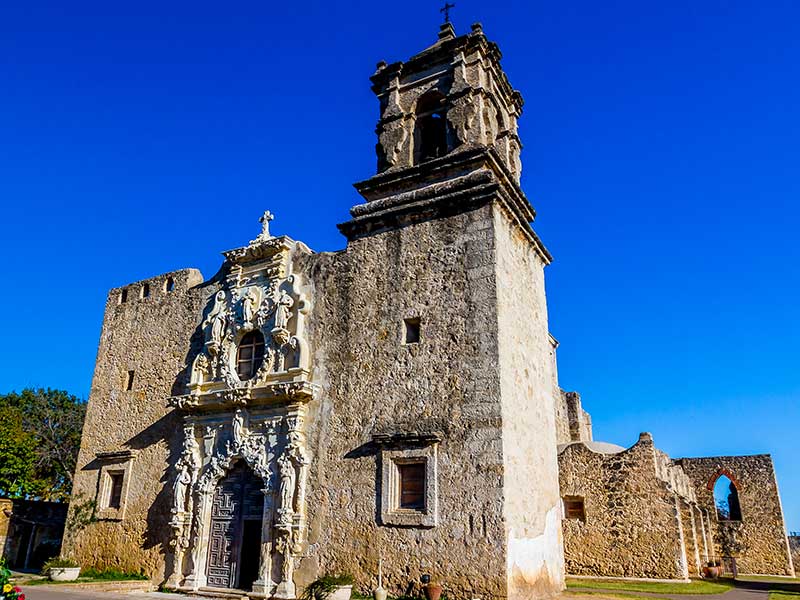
[252,489,276,598]
[184,489,213,590]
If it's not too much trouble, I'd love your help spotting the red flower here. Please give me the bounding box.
[13,587,21,593]
[19,594,26,600]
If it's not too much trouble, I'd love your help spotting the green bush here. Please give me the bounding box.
[41,557,79,573]
[301,574,355,600]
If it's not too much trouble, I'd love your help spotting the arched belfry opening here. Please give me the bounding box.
[413,90,448,164]
[206,460,266,591]
[713,474,743,522]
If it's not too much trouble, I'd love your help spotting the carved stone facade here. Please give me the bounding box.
[64,24,565,600]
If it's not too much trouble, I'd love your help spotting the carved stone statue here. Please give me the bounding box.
[274,289,294,331]
[277,453,297,514]
[242,287,261,329]
[172,462,192,514]
[233,409,246,447]
[203,291,228,348]
[190,352,211,386]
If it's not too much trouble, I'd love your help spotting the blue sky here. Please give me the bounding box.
[1,1,797,531]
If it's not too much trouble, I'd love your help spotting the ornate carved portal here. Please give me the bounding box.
[167,220,315,599]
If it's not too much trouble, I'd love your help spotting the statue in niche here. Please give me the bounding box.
[232,409,247,448]
[241,287,262,330]
[274,289,294,331]
[203,291,228,349]
[190,352,211,385]
[172,462,192,514]
[277,453,297,514]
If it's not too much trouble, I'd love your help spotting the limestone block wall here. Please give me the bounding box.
[789,536,799,574]
[558,434,689,580]
[676,456,795,576]
[64,268,210,580]
[298,205,511,600]
[296,206,560,598]
[493,204,564,597]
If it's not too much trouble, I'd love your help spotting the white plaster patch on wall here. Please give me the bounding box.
[507,504,565,589]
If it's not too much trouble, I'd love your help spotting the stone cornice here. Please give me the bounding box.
[169,379,317,414]
[341,146,552,264]
[222,236,295,267]
[95,449,137,462]
[373,431,442,448]
[371,29,522,114]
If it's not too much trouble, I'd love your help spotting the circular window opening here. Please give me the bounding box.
[237,331,266,380]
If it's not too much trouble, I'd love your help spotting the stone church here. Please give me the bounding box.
[64,22,794,600]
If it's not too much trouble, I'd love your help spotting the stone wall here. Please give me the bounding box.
[559,433,689,580]
[789,536,800,575]
[64,268,209,580]
[297,201,562,600]
[493,204,564,597]
[675,455,795,577]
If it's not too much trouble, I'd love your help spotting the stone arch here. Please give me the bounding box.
[413,89,448,164]
[710,470,743,522]
[706,467,741,491]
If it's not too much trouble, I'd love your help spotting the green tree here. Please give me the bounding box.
[0,407,37,497]
[0,388,86,501]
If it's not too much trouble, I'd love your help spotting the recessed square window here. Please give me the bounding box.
[376,436,439,528]
[119,289,128,304]
[398,462,426,510]
[165,277,175,292]
[403,318,421,344]
[126,370,135,391]
[141,283,150,298]
[564,496,586,521]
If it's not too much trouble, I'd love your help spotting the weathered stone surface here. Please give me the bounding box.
[789,535,799,573]
[676,455,796,576]
[559,434,690,580]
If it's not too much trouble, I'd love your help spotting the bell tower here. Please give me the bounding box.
[339,22,542,250]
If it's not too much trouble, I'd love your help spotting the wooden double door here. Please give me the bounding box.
[206,462,266,590]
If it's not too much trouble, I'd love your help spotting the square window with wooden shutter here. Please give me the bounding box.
[564,496,586,521]
[398,462,426,510]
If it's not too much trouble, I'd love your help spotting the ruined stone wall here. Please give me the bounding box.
[64,268,210,580]
[676,455,795,577]
[493,204,564,597]
[789,536,800,575]
[299,204,511,600]
[554,391,592,446]
[558,434,689,580]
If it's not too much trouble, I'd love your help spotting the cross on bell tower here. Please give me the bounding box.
[440,2,455,23]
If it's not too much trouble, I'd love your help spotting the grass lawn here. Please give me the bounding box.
[770,593,800,600]
[16,568,148,587]
[566,578,735,595]
[566,590,673,600]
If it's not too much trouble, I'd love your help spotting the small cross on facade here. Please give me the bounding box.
[259,210,275,240]
[440,2,455,23]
